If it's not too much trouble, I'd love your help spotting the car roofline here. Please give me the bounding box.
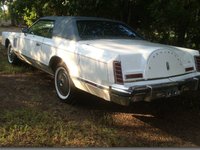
[40,16,120,23]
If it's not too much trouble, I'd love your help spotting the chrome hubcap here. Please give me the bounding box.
[55,67,70,99]
[8,46,14,63]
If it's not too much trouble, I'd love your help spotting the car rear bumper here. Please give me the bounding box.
[110,75,200,106]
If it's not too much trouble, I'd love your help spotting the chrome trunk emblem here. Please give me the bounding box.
[166,62,170,70]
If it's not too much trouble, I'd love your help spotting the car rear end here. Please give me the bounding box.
[110,48,200,106]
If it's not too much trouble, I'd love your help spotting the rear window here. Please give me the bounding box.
[76,20,141,40]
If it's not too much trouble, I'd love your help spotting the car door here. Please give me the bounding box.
[23,34,43,61]
[25,20,54,65]
[16,30,33,57]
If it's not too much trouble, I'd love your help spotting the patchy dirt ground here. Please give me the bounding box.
[0,27,200,147]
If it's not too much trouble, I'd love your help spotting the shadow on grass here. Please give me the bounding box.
[73,90,200,146]
[74,89,199,114]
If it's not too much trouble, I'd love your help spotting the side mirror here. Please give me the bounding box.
[21,27,29,33]
[21,27,29,36]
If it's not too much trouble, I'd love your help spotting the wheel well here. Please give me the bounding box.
[49,56,68,73]
[5,39,10,48]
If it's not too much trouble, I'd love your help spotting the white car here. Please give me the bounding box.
[2,16,200,106]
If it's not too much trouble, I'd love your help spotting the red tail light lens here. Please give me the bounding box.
[185,67,194,72]
[113,61,123,84]
[195,56,200,72]
[125,73,143,79]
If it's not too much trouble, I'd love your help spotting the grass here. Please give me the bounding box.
[0,109,119,147]
[0,60,33,74]
[0,46,34,74]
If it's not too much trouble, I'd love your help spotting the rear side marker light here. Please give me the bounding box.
[185,67,194,72]
[113,61,123,84]
[125,73,143,79]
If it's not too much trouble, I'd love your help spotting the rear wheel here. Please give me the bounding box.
[54,65,76,104]
[7,43,19,64]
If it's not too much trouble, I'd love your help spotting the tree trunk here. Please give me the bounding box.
[176,24,187,47]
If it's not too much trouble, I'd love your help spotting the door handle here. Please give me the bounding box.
[36,43,40,46]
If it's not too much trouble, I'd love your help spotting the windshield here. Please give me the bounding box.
[76,20,142,40]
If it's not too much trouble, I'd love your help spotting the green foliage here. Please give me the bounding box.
[0,1,10,21]
[147,0,200,48]
[23,7,37,26]
[6,0,200,49]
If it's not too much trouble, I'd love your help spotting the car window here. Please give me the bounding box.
[76,20,142,40]
[28,20,54,38]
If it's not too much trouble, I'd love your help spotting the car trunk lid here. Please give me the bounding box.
[144,49,191,79]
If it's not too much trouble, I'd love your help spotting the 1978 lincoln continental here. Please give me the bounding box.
[2,16,200,106]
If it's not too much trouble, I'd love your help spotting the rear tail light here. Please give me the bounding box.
[113,61,123,84]
[195,56,200,72]
[125,73,143,79]
[185,67,194,72]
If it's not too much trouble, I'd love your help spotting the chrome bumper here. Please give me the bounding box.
[110,76,200,106]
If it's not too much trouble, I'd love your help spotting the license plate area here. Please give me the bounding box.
[150,79,198,99]
[152,86,180,98]
[151,87,181,98]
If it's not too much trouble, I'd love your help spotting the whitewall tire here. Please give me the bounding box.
[54,65,75,104]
